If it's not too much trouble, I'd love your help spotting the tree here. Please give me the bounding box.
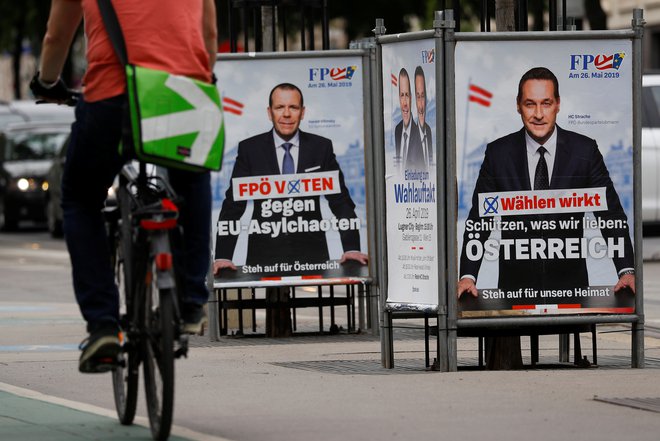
[0,1,50,99]
[485,0,524,370]
[585,0,607,30]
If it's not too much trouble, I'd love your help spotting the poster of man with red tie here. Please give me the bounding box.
[211,56,369,284]
[382,39,439,306]
[454,40,636,316]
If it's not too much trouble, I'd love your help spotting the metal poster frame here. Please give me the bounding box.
[445,11,646,370]
[376,11,453,370]
[209,49,377,338]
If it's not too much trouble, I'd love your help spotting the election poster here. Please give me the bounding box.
[212,54,369,285]
[455,39,636,316]
[382,40,439,306]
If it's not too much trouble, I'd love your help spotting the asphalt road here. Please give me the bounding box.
[2,228,660,441]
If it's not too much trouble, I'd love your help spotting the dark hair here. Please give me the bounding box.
[414,65,426,93]
[398,68,410,93]
[516,67,560,102]
[269,83,304,107]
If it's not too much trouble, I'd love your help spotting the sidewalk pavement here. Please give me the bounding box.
[2,321,660,441]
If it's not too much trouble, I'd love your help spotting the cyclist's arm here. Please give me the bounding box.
[39,0,83,83]
[202,0,218,71]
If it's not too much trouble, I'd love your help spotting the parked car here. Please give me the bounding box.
[0,122,71,230]
[642,73,660,228]
[9,100,75,124]
[0,101,29,130]
[1,101,74,130]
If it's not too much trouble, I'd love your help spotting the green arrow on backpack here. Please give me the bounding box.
[126,65,225,172]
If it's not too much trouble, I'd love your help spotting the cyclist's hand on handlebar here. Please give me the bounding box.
[29,72,78,105]
[213,259,237,274]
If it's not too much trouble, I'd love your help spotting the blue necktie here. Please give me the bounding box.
[282,142,294,174]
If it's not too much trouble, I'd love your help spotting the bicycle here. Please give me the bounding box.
[106,159,191,440]
[39,89,197,440]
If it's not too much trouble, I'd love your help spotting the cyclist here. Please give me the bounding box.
[30,0,217,373]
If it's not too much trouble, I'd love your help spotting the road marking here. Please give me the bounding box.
[0,305,54,312]
[0,381,234,441]
[0,344,78,352]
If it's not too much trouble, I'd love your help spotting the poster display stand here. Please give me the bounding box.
[378,9,645,370]
[209,9,646,371]
[210,50,377,337]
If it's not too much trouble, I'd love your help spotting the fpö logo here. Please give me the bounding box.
[570,52,625,71]
[421,49,434,64]
[308,66,357,82]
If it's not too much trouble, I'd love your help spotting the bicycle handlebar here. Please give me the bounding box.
[29,73,81,107]
[35,89,81,107]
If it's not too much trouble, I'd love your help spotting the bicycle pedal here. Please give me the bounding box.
[175,334,189,359]
[174,347,189,359]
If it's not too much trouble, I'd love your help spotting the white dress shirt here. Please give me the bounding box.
[273,130,300,173]
[525,128,557,189]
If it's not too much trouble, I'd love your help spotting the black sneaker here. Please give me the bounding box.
[181,304,208,335]
[78,325,121,373]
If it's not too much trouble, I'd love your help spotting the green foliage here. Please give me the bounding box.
[328,0,429,40]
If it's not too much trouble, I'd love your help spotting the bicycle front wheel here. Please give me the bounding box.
[143,283,175,440]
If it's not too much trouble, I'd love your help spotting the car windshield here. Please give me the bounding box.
[6,131,68,161]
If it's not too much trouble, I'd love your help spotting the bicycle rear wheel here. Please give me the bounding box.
[110,193,139,425]
[143,281,175,440]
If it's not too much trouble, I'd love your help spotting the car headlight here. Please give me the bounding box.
[13,178,46,192]
[17,178,30,191]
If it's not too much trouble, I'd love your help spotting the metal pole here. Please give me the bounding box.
[517,0,527,31]
[208,277,220,341]
[444,16,459,372]
[272,1,277,51]
[562,0,567,31]
[242,2,249,51]
[322,0,329,50]
[300,0,306,50]
[229,0,237,52]
[481,0,488,32]
[434,9,452,372]
[632,8,646,368]
[360,44,379,335]
[253,6,262,52]
[308,4,315,50]
[281,2,288,51]
[372,17,392,366]
[549,0,557,31]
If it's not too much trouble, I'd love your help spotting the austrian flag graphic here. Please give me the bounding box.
[222,96,244,116]
[468,83,493,107]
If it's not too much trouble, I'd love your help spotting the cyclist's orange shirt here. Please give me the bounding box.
[80,0,211,102]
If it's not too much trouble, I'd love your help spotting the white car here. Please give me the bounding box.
[642,74,660,227]
[7,101,75,125]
